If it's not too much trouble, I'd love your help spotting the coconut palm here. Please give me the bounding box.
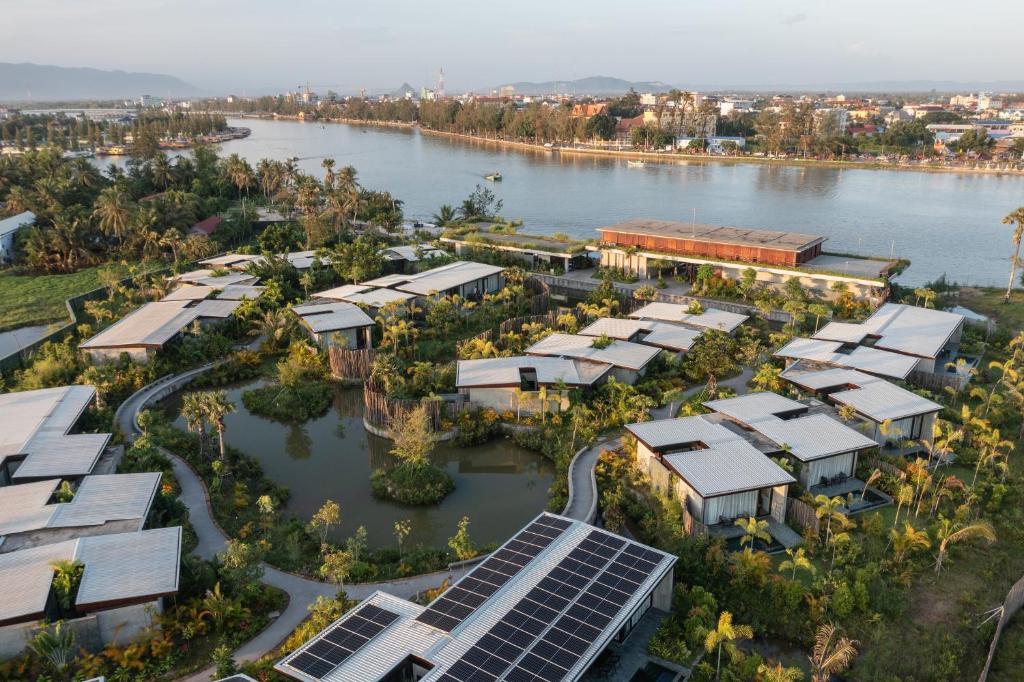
[892,483,914,527]
[92,186,134,244]
[203,390,236,460]
[808,623,857,682]
[752,362,783,392]
[704,611,753,682]
[934,519,995,574]
[1001,206,1024,302]
[433,204,457,226]
[181,392,210,459]
[779,547,815,581]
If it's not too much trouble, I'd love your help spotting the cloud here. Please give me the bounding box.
[780,13,806,26]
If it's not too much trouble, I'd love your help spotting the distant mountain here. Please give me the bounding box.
[682,80,1024,94]
[390,82,417,98]
[0,63,204,103]
[495,76,671,96]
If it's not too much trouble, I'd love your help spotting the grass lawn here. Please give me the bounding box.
[953,287,1024,332]
[0,266,124,332]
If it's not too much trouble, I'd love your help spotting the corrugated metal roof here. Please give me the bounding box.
[629,302,747,333]
[457,356,610,387]
[580,317,701,351]
[525,333,660,370]
[315,284,373,300]
[705,392,808,424]
[340,288,416,308]
[830,381,942,422]
[74,527,182,609]
[814,303,964,359]
[79,301,197,349]
[293,301,374,332]
[379,261,504,296]
[382,244,446,262]
[217,285,266,300]
[193,298,243,319]
[0,211,35,237]
[626,415,738,449]
[0,540,74,623]
[174,270,258,287]
[162,285,215,302]
[752,413,878,461]
[664,440,795,496]
[774,337,919,379]
[11,433,111,480]
[0,480,60,536]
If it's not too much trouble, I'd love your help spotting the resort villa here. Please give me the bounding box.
[292,301,375,351]
[276,513,675,682]
[0,386,114,485]
[200,250,334,272]
[0,472,160,553]
[578,318,702,357]
[0,210,35,265]
[773,337,921,381]
[703,392,879,491]
[456,356,611,415]
[524,333,661,384]
[594,218,895,302]
[361,260,505,301]
[441,230,593,273]
[313,284,416,316]
[628,302,748,334]
[380,243,447,271]
[781,364,943,448]
[626,416,796,545]
[79,297,244,363]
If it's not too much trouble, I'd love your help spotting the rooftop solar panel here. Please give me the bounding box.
[415,516,570,633]
[285,603,399,679]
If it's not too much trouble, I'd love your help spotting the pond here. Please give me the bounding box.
[160,378,555,550]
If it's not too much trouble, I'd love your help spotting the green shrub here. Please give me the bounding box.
[370,460,454,505]
[242,381,333,422]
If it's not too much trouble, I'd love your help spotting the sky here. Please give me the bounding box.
[4,0,1023,94]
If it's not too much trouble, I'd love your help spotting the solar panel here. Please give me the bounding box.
[415,516,570,632]
[439,530,668,682]
[285,603,399,679]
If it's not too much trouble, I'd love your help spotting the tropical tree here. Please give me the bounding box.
[807,303,831,333]
[433,204,457,226]
[448,516,477,561]
[934,519,996,573]
[181,392,210,459]
[813,495,846,544]
[752,362,783,392]
[394,519,411,563]
[203,390,236,459]
[778,547,815,581]
[704,611,753,681]
[319,547,354,593]
[1001,207,1024,302]
[735,516,770,551]
[889,522,931,565]
[808,623,857,682]
[28,622,77,680]
[92,186,134,244]
[757,662,804,682]
[50,559,84,611]
[309,499,341,545]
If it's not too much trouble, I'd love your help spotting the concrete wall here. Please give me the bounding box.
[85,347,154,364]
[466,387,569,415]
[0,518,142,554]
[95,600,161,646]
[770,484,789,522]
[0,600,158,659]
[652,571,674,612]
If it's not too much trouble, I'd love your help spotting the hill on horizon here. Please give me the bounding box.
[495,76,670,96]
[0,63,204,103]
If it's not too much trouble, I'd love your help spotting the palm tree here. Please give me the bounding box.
[752,363,783,392]
[778,547,815,581]
[181,392,210,459]
[433,204,457,226]
[151,154,173,189]
[860,468,881,503]
[757,662,804,682]
[735,516,771,551]
[807,303,831,333]
[889,522,931,564]
[808,623,857,682]
[704,611,753,682]
[892,483,914,527]
[159,227,184,265]
[203,390,236,460]
[1001,207,1024,302]
[813,495,845,544]
[934,519,995,574]
[93,186,134,244]
[28,622,77,681]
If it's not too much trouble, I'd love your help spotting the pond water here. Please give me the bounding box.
[161,378,555,550]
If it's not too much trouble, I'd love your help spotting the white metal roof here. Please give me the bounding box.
[0,211,35,237]
[782,366,941,422]
[625,415,739,449]
[382,244,447,262]
[704,392,809,424]
[174,269,258,287]
[774,337,920,379]
[217,284,266,300]
[316,285,417,308]
[579,318,702,352]
[629,302,748,333]
[814,303,964,359]
[361,261,504,296]
[0,526,181,624]
[456,356,611,388]
[277,513,676,682]
[0,473,159,541]
[525,333,661,371]
[314,284,373,300]
[161,284,216,302]
[292,301,375,332]
[192,298,244,319]
[200,254,262,269]
[664,439,795,496]
[79,301,198,349]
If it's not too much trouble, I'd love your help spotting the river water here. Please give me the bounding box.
[161,379,555,550]
[99,117,1024,286]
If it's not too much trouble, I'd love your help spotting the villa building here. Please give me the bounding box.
[626,416,795,541]
[628,301,748,334]
[595,218,895,302]
[276,513,675,682]
[781,364,942,447]
[0,386,115,485]
[381,243,447,271]
[361,260,505,300]
[774,337,921,381]
[440,231,592,273]
[578,317,702,357]
[456,356,611,415]
[292,301,375,350]
[0,210,35,265]
[524,333,661,384]
[704,392,879,490]
[313,284,416,315]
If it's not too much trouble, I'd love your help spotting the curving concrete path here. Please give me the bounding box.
[114,356,755,680]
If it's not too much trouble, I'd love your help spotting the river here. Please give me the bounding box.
[99,117,1024,287]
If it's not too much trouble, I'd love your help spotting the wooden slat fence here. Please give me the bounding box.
[863,457,907,480]
[682,505,709,537]
[328,347,376,380]
[498,308,587,336]
[456,329,493,356]
[978,573,1024,681]
[362,382,463,434]
[785,497,820,535]
[908,369,968,393]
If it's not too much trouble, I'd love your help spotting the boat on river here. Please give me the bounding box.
[627,160,646,168]
[484,171,502,181]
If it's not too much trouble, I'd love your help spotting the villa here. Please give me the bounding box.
[381,243,447,271]
[456,356,612,414]
[0,210,35,265]
[812,303,966,376]
[161,282,265,302]
[361,260,505,300]
[0,472,160,553]
[626,416,797,546]
[524,333,661,384]
[781,364,942,448]
[313,284,416,315]
[0,386,114,485]
[578,317,702,356]
[628,301,748,334]
[0,527,181,657]
[440,231,592,273]
[173,269,260,288]
[275,513,675,682]
[774,337,921,380]
[595,218,895,302]
[199,250,333,272]
[292,301,375,351]
[704,392,879,491]
[80,298,243,363]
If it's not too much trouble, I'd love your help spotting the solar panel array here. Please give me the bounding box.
[435,531,665,682]
[287,603,400,679]
[416,515,572,632]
